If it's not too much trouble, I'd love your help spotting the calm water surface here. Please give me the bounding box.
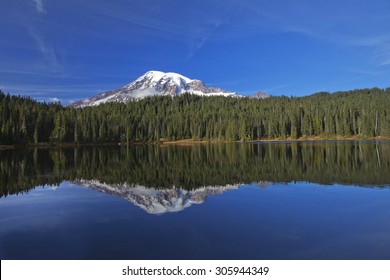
[1,141,390,259]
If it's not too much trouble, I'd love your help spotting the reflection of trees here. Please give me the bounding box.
[1,141,390,197]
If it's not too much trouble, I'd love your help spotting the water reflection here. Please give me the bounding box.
[75,179,241,214]
[1,142,390,259]
[1,141,389,200]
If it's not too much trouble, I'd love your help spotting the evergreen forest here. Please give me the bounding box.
[1,87,390,145]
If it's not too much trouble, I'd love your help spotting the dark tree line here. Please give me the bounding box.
[1,87,390,145]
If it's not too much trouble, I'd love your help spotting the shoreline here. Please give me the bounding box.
[1,136,390,150]
[160,136,390,145]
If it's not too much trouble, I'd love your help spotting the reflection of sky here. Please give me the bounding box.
[0,181,390,259]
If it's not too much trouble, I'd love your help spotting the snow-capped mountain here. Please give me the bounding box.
[72,179,239,214]
[252,91,270,99]
[70,71,238,108]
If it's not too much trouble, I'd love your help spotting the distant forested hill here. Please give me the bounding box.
[1,87,390,145]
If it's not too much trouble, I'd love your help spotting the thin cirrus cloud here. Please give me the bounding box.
[1,1,61,75]
[2,83,113,94]
[81,0,238,56]
[239,0,390,66]
[374,43,390,66]
[32,0,46,14]
[27,27,60,71]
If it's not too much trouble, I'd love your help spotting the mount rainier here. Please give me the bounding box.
[70,71,240,108]
[73,179,240,214]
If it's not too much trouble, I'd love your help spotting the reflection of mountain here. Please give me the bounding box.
[1,142,390,198]
[73,179,240,214]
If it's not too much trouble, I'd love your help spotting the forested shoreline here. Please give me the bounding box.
[1,87,390,145]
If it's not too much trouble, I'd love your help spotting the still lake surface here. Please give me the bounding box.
[1,141,390,259]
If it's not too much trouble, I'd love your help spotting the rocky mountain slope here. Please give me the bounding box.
[70,71,239,107]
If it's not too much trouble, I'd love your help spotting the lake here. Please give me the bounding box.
[1,141,390,259]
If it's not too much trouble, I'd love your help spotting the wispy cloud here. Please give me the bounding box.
[326,35,390,67]
[239,0,390,67]
[39,97,76,105]
[84,0,234,58]
[27,26,60,71]
[0,68,66,78]
[1,83,117,100]
[187,19,228,58]
[91,5,193,39]
[32,0,46,14]
[373,43,390,66]
[48,97,60,102]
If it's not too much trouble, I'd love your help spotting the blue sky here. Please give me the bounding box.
[1,0,390,104]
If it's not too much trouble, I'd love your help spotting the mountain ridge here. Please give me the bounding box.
[70,70,242,108]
